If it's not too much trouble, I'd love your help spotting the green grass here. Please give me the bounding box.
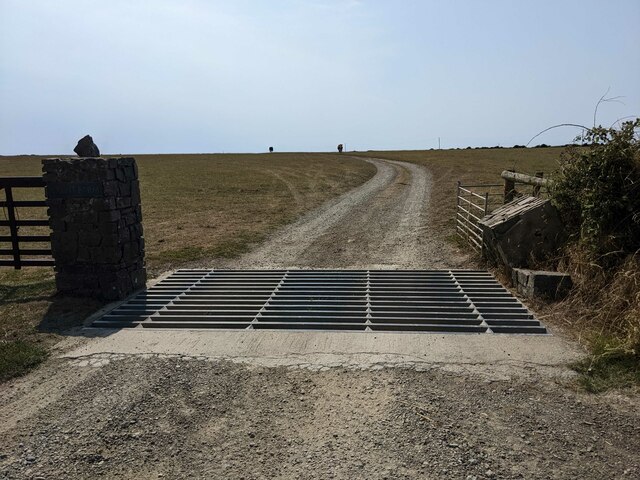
[572,337,640,393]
[149,231,261,263]
[0,275,55,303]
[0,339,48,382]
[0,269,57,338]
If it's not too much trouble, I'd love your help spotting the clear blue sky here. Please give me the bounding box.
[1,0,639,154]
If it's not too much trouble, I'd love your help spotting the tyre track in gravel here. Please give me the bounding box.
[234,157,464,269]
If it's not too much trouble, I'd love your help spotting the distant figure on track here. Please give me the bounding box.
[269,146,274,153]
[337,144,343,153]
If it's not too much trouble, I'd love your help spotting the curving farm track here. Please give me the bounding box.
[236,157,464,269]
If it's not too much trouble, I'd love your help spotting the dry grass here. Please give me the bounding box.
[554,250,640,392]
[0,153,375,380]
[2,147,637,390]
[1,153,376,274]
[136,153,375,273]
[555,250,640,346]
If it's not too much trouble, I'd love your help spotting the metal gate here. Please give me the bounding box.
[455,173,551,252]
[455,182,492,251]
[92,269,547,334]
[0,177,54,269]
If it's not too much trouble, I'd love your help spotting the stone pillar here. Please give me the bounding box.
[42,157,146,301]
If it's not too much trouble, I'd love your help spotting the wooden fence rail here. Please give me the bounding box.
[501,170,551,203]
[0,176,54,269]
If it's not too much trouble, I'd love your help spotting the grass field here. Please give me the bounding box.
[7,146,634,391]
[0,153,377,274]
[0,153,376,380]
[1,147,575,382]
[13,147,623,386]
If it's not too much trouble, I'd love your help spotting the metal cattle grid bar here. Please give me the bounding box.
[92,269,547,335]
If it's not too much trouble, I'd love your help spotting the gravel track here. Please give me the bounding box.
[235,157,464,269]
[0,358,638,479]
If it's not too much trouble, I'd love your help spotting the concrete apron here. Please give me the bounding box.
[60,329,584,379]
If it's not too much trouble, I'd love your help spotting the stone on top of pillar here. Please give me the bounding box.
[73,135,100,157]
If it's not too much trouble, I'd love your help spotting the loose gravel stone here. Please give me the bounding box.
[0,358,638,479]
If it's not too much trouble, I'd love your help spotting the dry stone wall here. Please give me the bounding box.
[42,157,146,300]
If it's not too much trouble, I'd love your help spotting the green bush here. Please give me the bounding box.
[552,119,640,266]
[552,119,640,390]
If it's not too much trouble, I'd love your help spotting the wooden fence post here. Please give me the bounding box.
[4,187,21,269]
[503,169,515,204]
[533,171,544,197]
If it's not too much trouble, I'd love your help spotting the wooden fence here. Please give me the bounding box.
[502,170,551,203]
[0,176,54,269]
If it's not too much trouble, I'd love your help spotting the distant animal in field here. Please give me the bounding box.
[337,144,343,153]
[269,146,274,153]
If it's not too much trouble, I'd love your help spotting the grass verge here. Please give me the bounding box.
[0,267,101,381]
[571,338,640,393]
[0,340,48,382]
[554,252,640,392]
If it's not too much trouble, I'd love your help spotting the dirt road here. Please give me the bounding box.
[1,357,638,480]
[234,157,465,269]
[1,158,639,479]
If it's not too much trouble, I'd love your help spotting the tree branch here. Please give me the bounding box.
[525,123,591,147]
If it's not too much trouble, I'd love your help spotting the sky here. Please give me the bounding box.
[1,0,639,155]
